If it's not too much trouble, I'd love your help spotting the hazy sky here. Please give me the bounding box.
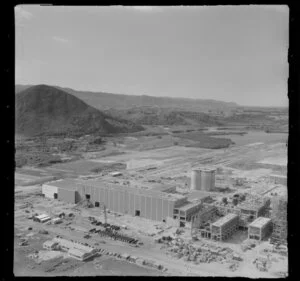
[15,5,289,106]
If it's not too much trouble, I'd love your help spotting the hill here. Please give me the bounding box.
[16,84,239,112]
[15,85,144,137]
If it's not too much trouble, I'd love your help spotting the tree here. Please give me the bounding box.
[232,198,239,206]
[222,197,228,205]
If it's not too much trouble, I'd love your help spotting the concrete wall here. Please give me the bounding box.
[58,188,76,204]
[42,184,58,199]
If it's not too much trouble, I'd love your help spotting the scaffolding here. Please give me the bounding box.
[211,213,239,241]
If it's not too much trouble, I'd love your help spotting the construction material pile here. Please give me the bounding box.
[253,257,271,272]
[96,228,139,245]
[88,216,140,245]
[161,237,240,265]
[94,249,166,272]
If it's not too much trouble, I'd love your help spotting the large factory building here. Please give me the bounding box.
[42,179,189,223]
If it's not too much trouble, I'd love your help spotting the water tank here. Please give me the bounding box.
[191,170,201,190]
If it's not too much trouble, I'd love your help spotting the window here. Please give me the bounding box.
[135,210,140,216]
[86,194,90,200]
[95,202,100,207]
[54,193,58,199]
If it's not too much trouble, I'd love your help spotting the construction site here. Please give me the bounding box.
[14,137,288,277]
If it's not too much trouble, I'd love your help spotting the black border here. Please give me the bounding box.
[4,2,300,281]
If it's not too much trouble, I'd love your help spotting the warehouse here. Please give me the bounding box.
[52,237,97,261]
[42,178,188,223]
[248,217,272,241]
[77,179,187,222]
[211,213,239,241]
[42,179,79,203]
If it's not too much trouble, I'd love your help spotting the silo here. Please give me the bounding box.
[190,169,201,190]
[200,168,216,191]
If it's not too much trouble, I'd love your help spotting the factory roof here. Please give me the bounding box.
[44,179,79,190]
[249,217,271,228]
[177,201,202,212]
[43,240,59,248]
[53,237,94,253]
[110,172,122,177]
[79,179,187,201]
[35,214,50,220]
[151,184,176,193]
[211,213,238,227]
[46,178,186,201]
[187,190,211,201]
[68,248,89,258]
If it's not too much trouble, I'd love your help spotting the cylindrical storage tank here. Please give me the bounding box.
[191,169,201,190]
[200,169,215,191]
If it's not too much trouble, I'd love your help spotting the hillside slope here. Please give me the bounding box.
[15,85,143,137]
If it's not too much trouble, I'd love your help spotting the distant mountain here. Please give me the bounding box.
[104,107,224,126]
[15,84,239,112]
[15,85,144,137]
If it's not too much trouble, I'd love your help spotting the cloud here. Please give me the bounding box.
[52,36,70,44]
[15,6,33,20]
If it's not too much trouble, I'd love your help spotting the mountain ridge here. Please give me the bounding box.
[15,84,239,112]
[15,85,144,137]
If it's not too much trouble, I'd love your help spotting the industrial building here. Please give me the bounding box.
[191,205,220,239]
[211,213,239,241]
[211,193,271,229]
[270,196,287,245]
[42,179,79,203]
[173,201,205,227]
[43,240,59,250]
[52,237,97,261]
[42,179,190,223]
[190,167,216,191]
[248,217,272,241]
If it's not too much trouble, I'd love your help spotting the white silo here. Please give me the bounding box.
[200,168,216,191]
[191,169,201,190]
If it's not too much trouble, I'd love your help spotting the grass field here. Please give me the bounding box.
[174,132,234,149]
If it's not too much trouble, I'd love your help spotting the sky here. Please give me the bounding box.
[15,5,289,107]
